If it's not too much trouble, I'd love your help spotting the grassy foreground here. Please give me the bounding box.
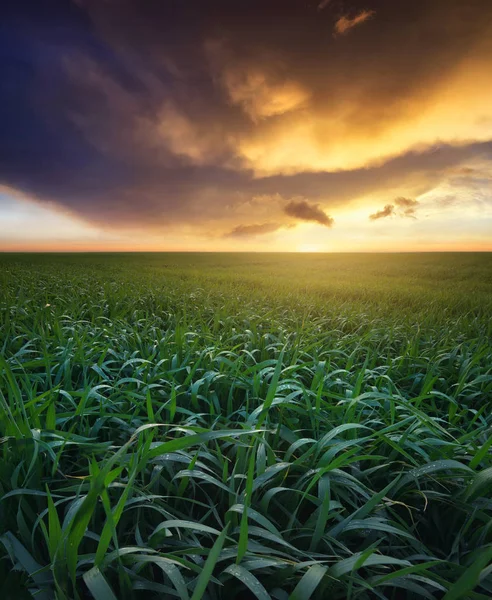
[0,252,491,600]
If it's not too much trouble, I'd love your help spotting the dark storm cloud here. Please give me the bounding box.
[1,0,492,234]
[284,200,334,227]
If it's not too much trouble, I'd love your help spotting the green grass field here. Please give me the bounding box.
[1,252,491,600]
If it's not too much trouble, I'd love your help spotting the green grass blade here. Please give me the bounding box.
[288,564,327,600]
[190,524,229,600]
[83,566,118,600]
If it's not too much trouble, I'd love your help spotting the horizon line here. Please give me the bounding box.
[1,250,492,255]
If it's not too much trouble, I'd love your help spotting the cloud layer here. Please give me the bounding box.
[1,0,492,244]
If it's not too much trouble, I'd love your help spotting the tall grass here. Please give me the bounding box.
[0,253,491,599]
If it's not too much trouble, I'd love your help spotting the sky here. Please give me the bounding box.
[1,0,492,252]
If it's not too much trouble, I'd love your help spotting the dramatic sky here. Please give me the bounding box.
[1,0,492,251]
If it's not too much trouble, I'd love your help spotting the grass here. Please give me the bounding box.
[0,252,491,599]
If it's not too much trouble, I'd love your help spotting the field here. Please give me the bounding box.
[1,252,492,600]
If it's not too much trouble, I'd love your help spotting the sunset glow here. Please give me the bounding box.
[1,0,492,251]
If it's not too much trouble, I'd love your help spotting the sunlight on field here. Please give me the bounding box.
[0,252,491,598]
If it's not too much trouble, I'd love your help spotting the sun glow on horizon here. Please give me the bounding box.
[297,244,322,253]
[1,182,492,253]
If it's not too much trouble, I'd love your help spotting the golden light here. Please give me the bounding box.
[297,244,321,253]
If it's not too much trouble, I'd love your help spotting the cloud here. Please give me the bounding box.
[395,197,419,208]
[214,58,310,121]
[227,198,335,237]
[226,222,282,237]
[369,204,395,221]
[1,0,492,241]
[435,195,457,207]
[370,197,421,220]
[284,199,334,227]
[395,196,420,217]
[334,10,375,36]
[318,0,332,10]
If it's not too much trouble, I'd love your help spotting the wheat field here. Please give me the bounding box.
[0,252,491,599]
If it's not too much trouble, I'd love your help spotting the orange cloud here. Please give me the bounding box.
[369,204,395,221]
[334,10,375,36]
[224,70,309,121]
[395,196,420,217]
[207,41,310,122]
